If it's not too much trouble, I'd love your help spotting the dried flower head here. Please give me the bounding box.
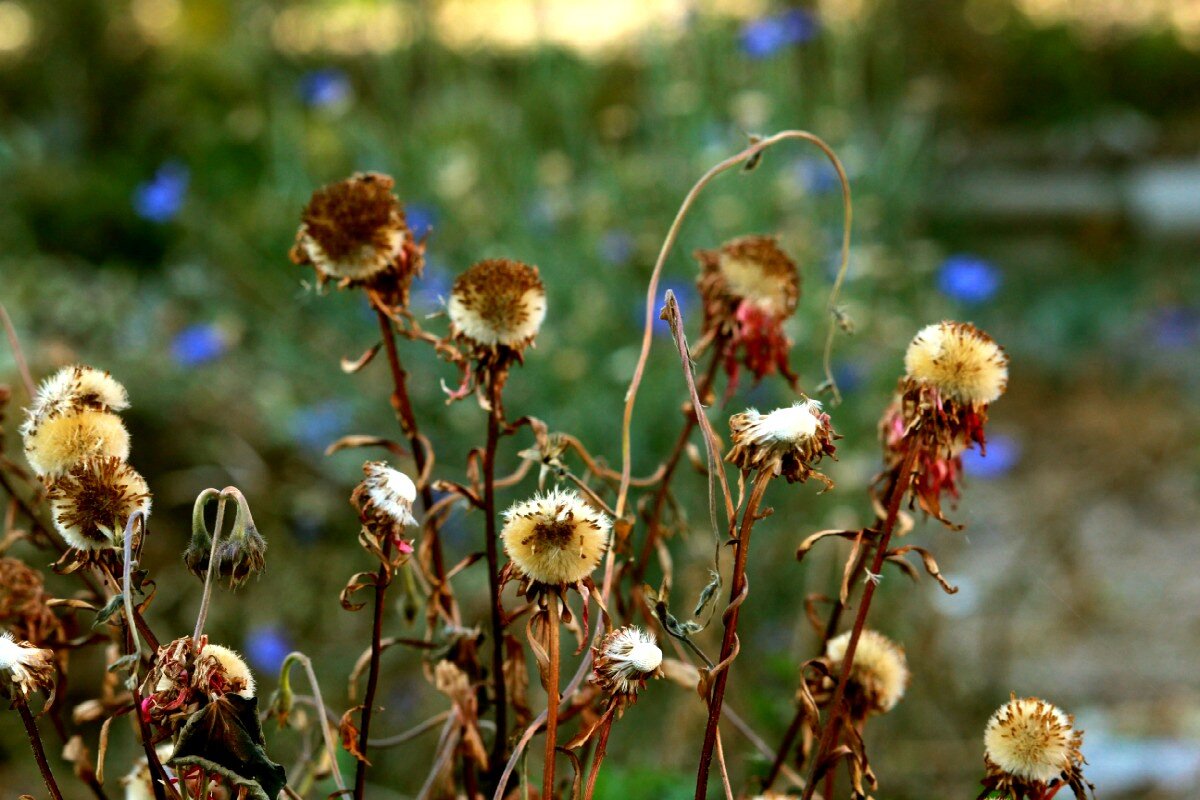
[0,558,61,646]
[146,638,255,729]
[501,487,610,587]
[291,172,424,304]
[196,644,256,700]
[983,695,1083,788]
[23,409,131,479]
[824,629,909,717]
[696,235,801,391]
[593,626,662,699]
[0,631,56,697]
[727,399,838,486]
[357,461,418,527]
[48,457,151,550]
[904,321,1008,407]
[448,258,546,353]
[23,365,129,429]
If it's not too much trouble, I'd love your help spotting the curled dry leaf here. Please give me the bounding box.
[339,705,370,765]
[886,545,958,594]
[341,342,382,374]
[339,571,380,612]
[323,435,407,459]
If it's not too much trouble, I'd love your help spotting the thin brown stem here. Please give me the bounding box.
[0,301,35,399]
[542,595,561,800]
[353,530,392,800]
[581,712,614,800]
[16,694,65,800]
[695,468,773,800]
[483,378,510,774]
[799,444,917,800]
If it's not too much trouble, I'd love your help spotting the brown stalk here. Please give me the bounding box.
[482,375,510,773]
[798,444,917,800]
[16,693,65,800]
[542,593,562,800]
[694,467,773,800]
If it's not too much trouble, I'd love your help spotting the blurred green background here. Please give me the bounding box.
[2,0,1199,797]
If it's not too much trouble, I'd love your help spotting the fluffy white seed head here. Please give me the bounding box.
[22,366,129,434]
[595,626,662,696]
[904,321,1008,406]
[501,487,610,586]
[738,400,824,446]
[984,696,1081,783]
[23,410,131,479]
[825,629,909,715]
[361,461,418,527]
[448,259,547,349]
[0,631,56,696]
[200,643,256,699]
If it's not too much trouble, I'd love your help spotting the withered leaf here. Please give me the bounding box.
[170,695,286,800]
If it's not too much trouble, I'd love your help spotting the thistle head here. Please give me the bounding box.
[983,695,1084,787]
[593,626,662,700]
[824,629,909,717]
[0,631,56,698]
[23,409,131,479]
[727,398,838,486]
[904,321,1008,408]
[22,365,129,431]
[291,172,423,302]
[501,487,610,587]
[448,258,546,356]
[48,457,151,551]
[356,461,418,528]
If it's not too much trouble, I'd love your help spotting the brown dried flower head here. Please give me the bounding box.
[727,398,838,486]
[0,631,56,697]
[981,695,1086,798]
[501,487,610,587]
[905,321,1008,408]
[593,626,662,700]
[824,629,909,717]
[144,637,256,730]
[0,558,61,646]
[48,457,151,551]
[696,235,801,390]
[448,258,546,356]
[291,172,424,301]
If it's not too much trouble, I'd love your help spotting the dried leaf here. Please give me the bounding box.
[341,342,381,374]
[886,545,958,594]
[339,705,370,765]
[171,695,286,800]
[339,571,379,612]
[795,528,859,562]
[323,435,406,458]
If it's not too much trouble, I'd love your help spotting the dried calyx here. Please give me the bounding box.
[727,398,838,487]
[184,488,267,589]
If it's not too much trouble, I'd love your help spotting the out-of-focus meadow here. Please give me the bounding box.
[2,0,1199,797]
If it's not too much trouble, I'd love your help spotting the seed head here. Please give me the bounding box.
[23,409,131,479]
[702,235,800,316]
[501,487,610,586]
[197,643,256,699]
[825,629,909,716]
[448,259,546,352]
[48,457,151,551]
[0,631,56,697]
[22,365,129,432]
[357,461,418,528]
[727,399,838,486]
[904,321,1008,407]
[984,695,1083,784]
[594,626,662,698]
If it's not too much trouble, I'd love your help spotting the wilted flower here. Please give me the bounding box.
[22,409,131,479]
[0,631,55,697]
[23,365,129,427]
[349,462,417,562]
[0,558,61,646]
[593,626,662,700]
[904,321,1008,408]
[981,695,1087,799]
[448,258,547,357]
[144,638,256,729]
[183,488,267,589]
[824,629,908,717]
[727,398,838,486]
[48,457,151,551]
[290,172,424,306]
[696,235,801,393]
[501,487,610,588]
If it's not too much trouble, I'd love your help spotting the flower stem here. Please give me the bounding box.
[582,711,615,800]
[542,592,561,800]
[483,377,510,774]
[353,528,392,800]
[799,444,917,800]
[191,495,228,643]
[695,468,773,800]
[16,694,65,800]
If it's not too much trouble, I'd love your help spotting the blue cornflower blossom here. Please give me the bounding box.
[740,9,819,59]
[937,254,1001,305]
[244,625,291,673]
[133,161,189,222]
[962,434,1020,478]
[298,68,351,109]
[170,324,226,367]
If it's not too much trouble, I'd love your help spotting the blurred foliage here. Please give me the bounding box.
[1,0,1198,797]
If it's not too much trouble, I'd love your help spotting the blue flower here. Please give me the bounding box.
[405,203,437,239]
[599,230,635,265]
[170,324,226,367]
[244,625,291,673]
[289,401,352,453]
[413,257,451,311]
[937,254,1001,305]
[133,161,189,223]
[740,9,819,59]
[793,156,839,195]
[1149,305,1199,350]
[961,434,1020,479]
[832,361,866,394]
[298,68,351,109]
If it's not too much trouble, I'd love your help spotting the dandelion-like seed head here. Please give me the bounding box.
[594,626,662,698]
[904,321,1008,407]
[501,487,610,587]
[727,399,838,485]
[23,409,131,479]
[48,457,151,550]
[292,172,418,287]
[984,695,1082,784]
[357,461,418,528]
[448,259,547,352]
[707,235,800,316]
[22,365,129,432]
[197,643,256,699]
[0,631,55,697]
[825,629,909,716]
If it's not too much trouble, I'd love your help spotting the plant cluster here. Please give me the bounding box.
[0,132,1095,800]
